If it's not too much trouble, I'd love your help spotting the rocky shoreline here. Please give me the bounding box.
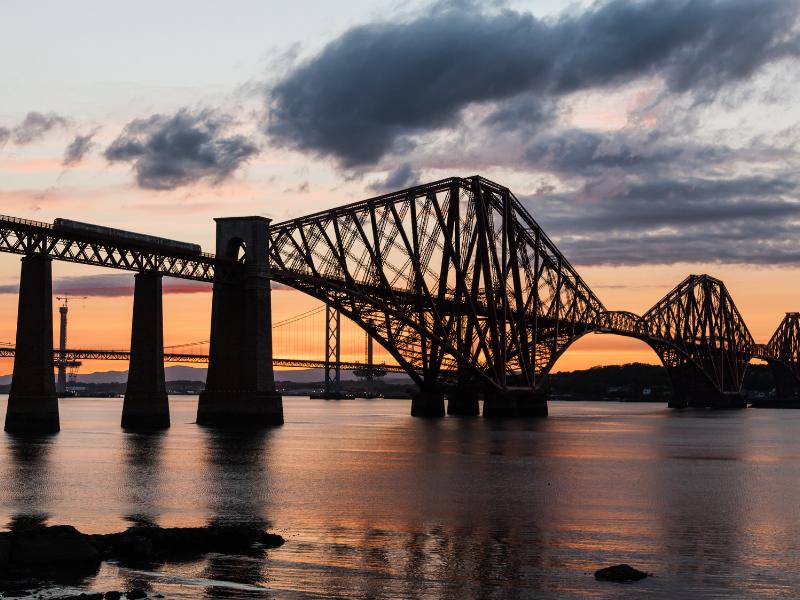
[0,522,285,597]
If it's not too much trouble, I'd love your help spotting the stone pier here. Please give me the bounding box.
[446,370,481,416]
[121,271,170,429]
[483,387,548,418]
[197,217,283,427]
[411,382,446,417]
[5,255,60,433]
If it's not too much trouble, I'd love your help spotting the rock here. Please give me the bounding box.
[594,564,648,582]
[126,590,147,599]
[94,524,285,565]
[10,525,100,567]
[0,533,11,567]
[104,592,123,600]
[53,594,104,600]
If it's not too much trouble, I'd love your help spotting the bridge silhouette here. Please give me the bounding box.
[1,175,799,433]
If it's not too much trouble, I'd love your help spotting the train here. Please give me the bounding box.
[53,218,202,255]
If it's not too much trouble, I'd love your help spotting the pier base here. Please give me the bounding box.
[447,389,480,416]
[411,388,445,417]
[5,255,60,433]
[483,387,548,418]
[122,272,170,430]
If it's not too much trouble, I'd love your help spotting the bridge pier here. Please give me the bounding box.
[446,370,480,416]
[756,361,800,407]
[197,217,283,427]
[666,367,747,409]
[411,382,445,417]
[122,272,169,429]
[483,387,548,418]
[5,255,60,433]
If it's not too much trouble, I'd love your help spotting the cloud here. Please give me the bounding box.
[0,127,9,147]
[105,109,259,190]
[12,111,69,145]
[266,0,800,166]
[0,276,295,295]
[525,174,800,265]
[63,130,98,166]
[369,163,419,193]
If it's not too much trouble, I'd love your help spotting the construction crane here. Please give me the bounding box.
[55,295,87,395]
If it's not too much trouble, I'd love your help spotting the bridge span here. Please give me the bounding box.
[1,175,799,432]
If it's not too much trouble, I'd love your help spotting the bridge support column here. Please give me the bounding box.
[446,370,480,416]
[122,272,169,430]
[5,255,59,433]
[483,387,548,418]
[411,382,445,418]
[666,367,746,409]
[197,217,283,427]
[754,361,800,407]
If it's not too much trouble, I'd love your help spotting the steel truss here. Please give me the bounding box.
[0,214,235,282]
[0,347,407,374]
[269,176,604,391]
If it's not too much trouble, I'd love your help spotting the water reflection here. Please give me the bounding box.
[201,428,273,527]
[652,410,751,595]
[122,431,166,526]
[200,429,275,597]
[5,434,54,523]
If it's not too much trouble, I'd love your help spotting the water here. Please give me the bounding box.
[1,396,800,599]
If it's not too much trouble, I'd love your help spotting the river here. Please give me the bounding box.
[1,396,799,599]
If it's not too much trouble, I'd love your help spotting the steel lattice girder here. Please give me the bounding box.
[0,214,237,282]
[765,313,800,381]
[618,275,757,394]
[268,176,604,390]
[0,347,408,373]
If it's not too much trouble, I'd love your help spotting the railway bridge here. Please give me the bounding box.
[1,176,799,432]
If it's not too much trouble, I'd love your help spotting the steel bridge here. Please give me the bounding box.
[1,175,799,432]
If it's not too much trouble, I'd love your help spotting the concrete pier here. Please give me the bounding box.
[121,272,169,429]
[197,217,283,427]
[5,255,60,433]
[483,387,548,418]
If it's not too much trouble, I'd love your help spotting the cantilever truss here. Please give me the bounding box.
[639,275,756,395]
[269,176,604,390]
[765,313,800,381]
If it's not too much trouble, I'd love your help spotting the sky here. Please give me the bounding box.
[1,0,800,376]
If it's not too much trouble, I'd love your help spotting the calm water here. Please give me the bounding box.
[1,395,800,599]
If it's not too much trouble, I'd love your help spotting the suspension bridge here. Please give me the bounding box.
[0,175,799,433]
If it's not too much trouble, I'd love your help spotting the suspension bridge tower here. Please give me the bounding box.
[55,295,85,396]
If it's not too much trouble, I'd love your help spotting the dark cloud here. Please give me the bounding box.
[105,109,259,190]
[63,130,98,166]
[525,174,800,265]
[369,163,420,193]
[0,127,9,147]
[267,0,800,166]
[12,111,69,144]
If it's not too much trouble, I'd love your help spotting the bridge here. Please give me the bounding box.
[1,175,799,433]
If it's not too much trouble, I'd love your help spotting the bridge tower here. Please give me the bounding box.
[4,254,60,433]
[323,304,344,399]
[762,312,800,405]
[197,216,283,427]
